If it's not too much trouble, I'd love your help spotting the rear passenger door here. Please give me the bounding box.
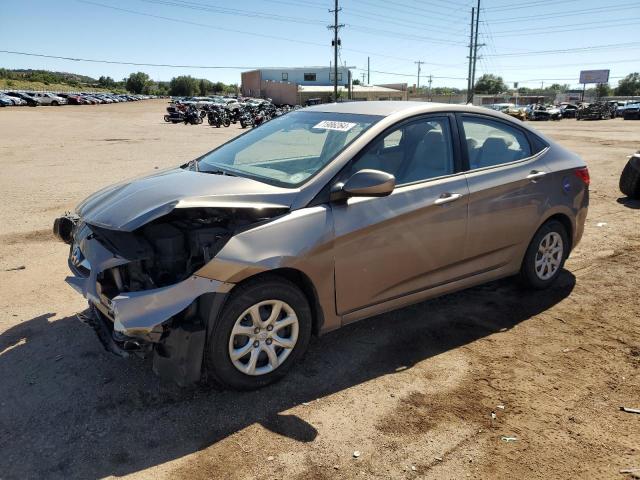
[458,114,549,272]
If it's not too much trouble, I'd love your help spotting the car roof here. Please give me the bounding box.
[303,100,508,118]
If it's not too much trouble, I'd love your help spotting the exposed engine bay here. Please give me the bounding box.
[93,208,267,296]
[57,206,285,297]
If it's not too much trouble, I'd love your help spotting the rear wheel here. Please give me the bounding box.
[520,220,569,289]
[620,157,640,199]
[205,276,312,390]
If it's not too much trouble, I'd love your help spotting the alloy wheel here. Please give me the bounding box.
[228,300,299,376]
[535,232,564,280]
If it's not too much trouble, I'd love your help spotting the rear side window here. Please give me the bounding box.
[461,117,531,170]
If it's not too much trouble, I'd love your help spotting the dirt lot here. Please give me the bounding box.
[0,100,638,480]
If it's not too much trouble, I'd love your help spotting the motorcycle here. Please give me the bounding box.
[207,105,231,128]
[184,106,203,125]
[165,104,187,124]
[239,107,254,128]
[226,106,241,124]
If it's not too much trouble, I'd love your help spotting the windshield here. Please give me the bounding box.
[198,110,382,187]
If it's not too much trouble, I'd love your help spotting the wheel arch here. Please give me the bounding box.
[539,212,574,252]
[222,268,325,336]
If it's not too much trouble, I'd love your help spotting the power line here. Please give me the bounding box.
[354,68,467,80]
[75,0,451,67]
[487,1,640,24]
[138,0,324,25]
[490,17,640,37]
[483,0,582,11]
[0,49,275,69]
[485,42,640,57]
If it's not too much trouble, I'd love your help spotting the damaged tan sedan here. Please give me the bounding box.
[54,102,589,390]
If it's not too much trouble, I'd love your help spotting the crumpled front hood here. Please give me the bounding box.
[76,168,297,231]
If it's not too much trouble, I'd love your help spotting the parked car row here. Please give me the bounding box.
[0,91,154,107]
[485,100,640,121]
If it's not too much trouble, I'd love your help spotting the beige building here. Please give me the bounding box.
[241,68,407,105]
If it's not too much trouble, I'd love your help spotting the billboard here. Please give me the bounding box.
[579,70,610,84]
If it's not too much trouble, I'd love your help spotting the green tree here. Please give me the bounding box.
[169,75,199,96]
[125,72,151,94]
[198,79,214,96]
[474,74,506,94]
[212,81,226,93]
[595,83,611,98]
[616,73,640,96]
[98,76,116,88]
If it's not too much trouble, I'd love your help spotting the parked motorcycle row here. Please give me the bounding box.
[163,99,299,128]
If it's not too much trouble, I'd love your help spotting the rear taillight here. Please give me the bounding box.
[574,167,590,186]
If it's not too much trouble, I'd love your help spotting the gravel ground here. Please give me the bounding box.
[0,100,638,480]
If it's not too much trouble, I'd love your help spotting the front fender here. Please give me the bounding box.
[196,206,341,332]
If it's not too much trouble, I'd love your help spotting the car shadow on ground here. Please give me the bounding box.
[617,196,640,209]
[0,271,575,479]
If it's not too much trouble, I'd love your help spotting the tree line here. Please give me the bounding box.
[113,72,238,96]
[468,73,640,97]
[0,68,237,96]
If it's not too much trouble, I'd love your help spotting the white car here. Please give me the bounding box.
[32,93,68,106]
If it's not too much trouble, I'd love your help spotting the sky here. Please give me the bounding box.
[1,0,639,91]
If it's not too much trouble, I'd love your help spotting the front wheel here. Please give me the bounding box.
[205,276,312,390]
[519,220,569,289]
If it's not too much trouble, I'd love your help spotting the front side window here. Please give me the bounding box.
[348,117,454,185]
[303,73,317,81]
[282,72,288,81]
[198,111,381,186]
[461,117,531,169]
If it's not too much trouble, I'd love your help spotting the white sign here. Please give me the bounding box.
[579,70,610,84]
[313,120,356,132]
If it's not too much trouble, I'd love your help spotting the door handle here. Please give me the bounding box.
[434,192,464,205]
[527,170,547,181]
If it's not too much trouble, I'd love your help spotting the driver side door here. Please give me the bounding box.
[331,115,470,317]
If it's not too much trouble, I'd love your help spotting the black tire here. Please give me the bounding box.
[519,220,569,290]
[205,275,312,390]
[620,156,640,199]
[208,117,214,126]
[164,115,170,122]
[240,121,247,128]
[223,118,231,127]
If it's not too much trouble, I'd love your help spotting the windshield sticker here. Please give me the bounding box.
[312,120,357,132]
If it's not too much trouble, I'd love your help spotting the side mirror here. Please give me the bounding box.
[332,169,396,201]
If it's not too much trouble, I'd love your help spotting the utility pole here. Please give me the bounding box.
[367,56,370,85]
[328,0,344,102]
[466,7,475,102]
[361,72,366,84]
[470,0,481,105]
[428,74,432,101]
[415,60,424,92]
